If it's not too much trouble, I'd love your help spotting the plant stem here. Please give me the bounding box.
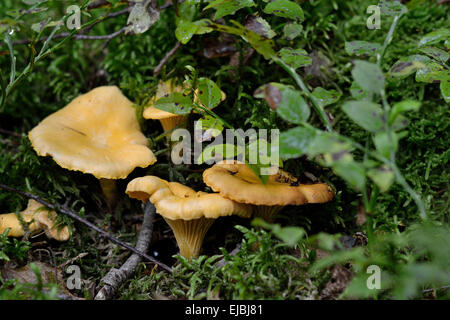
[273,56,333,132]
[391,163,427,220]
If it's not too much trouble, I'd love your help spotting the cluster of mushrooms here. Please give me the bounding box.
[0,83,335,259]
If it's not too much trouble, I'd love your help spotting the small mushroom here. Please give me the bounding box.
[126,176,252,258]
[203,161,335,222]
[143,80,188,133]
[0,200,69,241]
[28,86,157,207]
[143,79,226,133]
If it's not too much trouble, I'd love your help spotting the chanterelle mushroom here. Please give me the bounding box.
[126,176,252,258]
[143,79,226,133]
[0,200,69,241]
[28,86,156,207]
[203,161,335,222]
[143,80,188,133]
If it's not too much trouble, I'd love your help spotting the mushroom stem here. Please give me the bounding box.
[159,115,188,133]
[253,205,284,223]
[99,178,118,209]
[164,217,215,259]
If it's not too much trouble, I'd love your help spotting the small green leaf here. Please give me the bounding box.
[195,116,224,142]
[350,82,369,100]
[210,22,276,59]
[352,60,385,93]
[276,86,310,124]
[367,165,394,192]
[175,20,198,44]
[345,41,381,57]
[312,87,341,108]
[418,28,450,48]
[196,78,223,109]
[278,47,312,69]
[283,23,302,40]
[373,132,398,159]
[378,0,407,17]
[264,0,304,21]
[419,46,450,64]
[389,100,421,123]
[390,56,429,78]
[342,101,385,133]
[154,92,193,115]
[204,0,256,20]
[279,126,317,159]
[416,64,447,83]
[441,79,450,103]
[333,161,366,191]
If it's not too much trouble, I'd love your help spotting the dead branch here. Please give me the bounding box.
[95,202,156,300]
[153,41,181,76]
[0,184,172,273]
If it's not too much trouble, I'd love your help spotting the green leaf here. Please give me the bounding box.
[278,47,312,69]
[441,78,450,103]
[252,219,305,247]
[378,0,407,17]
[210,21,276,59]
[419,46,450,64]
[390,56,429,78]
[368,165,394,192]
[204,0,256,20]
[342,101,385,133]
[154,92,193,115]
[415,63,446,83]
[352,60,385,93]
[195,116,224,142]
[276,86,310,124]
[418,28,450,48]
[389,100,421,124]
[345,41,381,57]
[312,87,341,108]
[373,132,398,159]
[263,0,304,21]
[196,78,223,109]
[175,16,212,44]
[279,126,317,159]
[175,20,199,44]
[350,82,369,101]
[283,23,302,40]
[333,161,366,191]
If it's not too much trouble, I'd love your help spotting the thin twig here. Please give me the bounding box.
[13,9,129,45]
[14,27,127,45]
[95,202,156,300]
[153,41,181,76]
[58,252,89,269]
[0,184,172,273]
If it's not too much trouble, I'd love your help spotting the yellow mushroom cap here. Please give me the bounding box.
[202,161,335,206]
[126,176,252,220]
[28,86,156,179]
[0,200,69,241]
[143,79,227,120]
[143,80,185,120]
